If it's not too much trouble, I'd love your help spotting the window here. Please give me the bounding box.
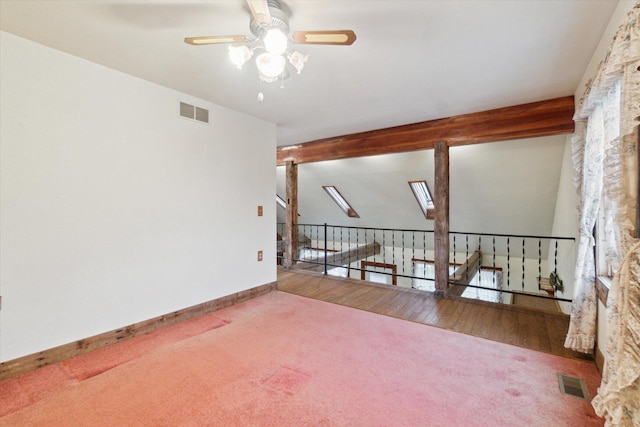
[323,186,359,218]
[408,180,435,219]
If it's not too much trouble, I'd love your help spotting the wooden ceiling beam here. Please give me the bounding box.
[276,96,575,166]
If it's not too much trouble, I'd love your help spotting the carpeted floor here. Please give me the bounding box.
[0,291,603,426]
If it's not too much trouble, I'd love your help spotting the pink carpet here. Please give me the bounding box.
[0,291,602,426]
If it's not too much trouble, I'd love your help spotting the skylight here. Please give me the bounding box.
[322,186,359,218]
[408,180,435,219]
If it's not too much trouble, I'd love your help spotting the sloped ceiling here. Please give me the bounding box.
[277,135,567,236]
[0,1,619,237]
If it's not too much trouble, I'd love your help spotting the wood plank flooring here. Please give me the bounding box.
[277,268,592,361]
[512,293,562,312]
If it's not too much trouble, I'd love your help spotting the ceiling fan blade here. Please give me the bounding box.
[291,30,356,46]
[184,35,249,45]
[247,0,272,25]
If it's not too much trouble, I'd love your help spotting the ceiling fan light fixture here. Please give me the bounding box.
[263,28,288,55]
[185,1,356,86]
[228,45,253,69]
[256,52,286,80]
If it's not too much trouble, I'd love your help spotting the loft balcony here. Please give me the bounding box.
[277,223,575,314]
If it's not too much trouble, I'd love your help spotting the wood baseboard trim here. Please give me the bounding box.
[0,282,276,381]
[595,344,606,374]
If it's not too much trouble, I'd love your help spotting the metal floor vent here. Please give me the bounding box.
[179,101,209,124]
[557,373,589,400]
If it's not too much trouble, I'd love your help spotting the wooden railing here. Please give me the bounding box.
[277,223,575,304]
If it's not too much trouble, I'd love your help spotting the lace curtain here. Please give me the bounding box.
[567,82,622,353]
[569,3,639,425]
[565,110,605,353]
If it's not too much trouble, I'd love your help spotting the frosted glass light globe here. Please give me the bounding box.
[256,52,286,79]
[263,28,288,55]
[228,45,252,69]
[288,51,308,74]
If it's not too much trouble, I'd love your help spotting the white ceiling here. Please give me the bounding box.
[0,0,618,146]
[0,1,619,237]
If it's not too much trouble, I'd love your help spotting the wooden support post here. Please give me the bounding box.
[434,141,450,298]
[285,161,298,268]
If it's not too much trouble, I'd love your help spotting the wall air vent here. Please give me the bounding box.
[179,101,209,124]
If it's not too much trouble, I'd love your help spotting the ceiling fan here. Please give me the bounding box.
[184,0,356,84]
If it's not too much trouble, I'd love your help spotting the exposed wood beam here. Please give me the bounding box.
[277,96,574,165]
[295,242,381,273]
[434,141,450,298]
[284,161,298,268]
[448,251,482,297]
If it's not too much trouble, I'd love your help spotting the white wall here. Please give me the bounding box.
[549,135,578,314]
[0,32,276,362]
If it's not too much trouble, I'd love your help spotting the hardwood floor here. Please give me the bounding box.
[277,268,592,361]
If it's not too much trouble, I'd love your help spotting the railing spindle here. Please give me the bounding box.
[478,236,482,286]
[392,230,396,270]
[522,238,525,291]
[492,236,496,288]
[323,223,328,275]
[373,228,376,264]
[423,230,426,263]
[453,234,457,269]
[538,238,542,287]
[402,231,406,277]
[507,237,511,289]
[347,227,351,277]
[412,231,416,278]
[465,234,469,282]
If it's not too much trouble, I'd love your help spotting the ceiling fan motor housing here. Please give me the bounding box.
[250,0,290,38]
